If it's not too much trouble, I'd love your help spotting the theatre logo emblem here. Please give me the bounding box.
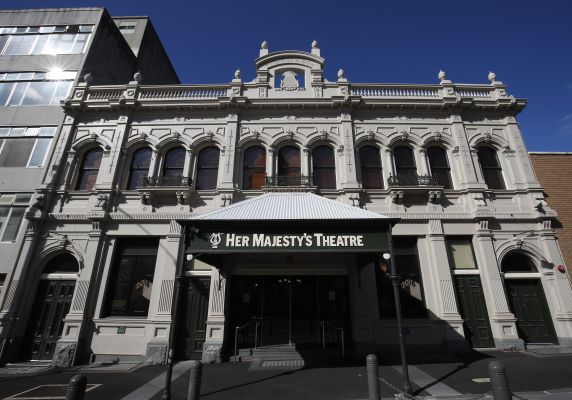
[209,233,223,248]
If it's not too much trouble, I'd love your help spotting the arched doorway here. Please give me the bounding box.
[501,252,557,344]
[21,254,78,360]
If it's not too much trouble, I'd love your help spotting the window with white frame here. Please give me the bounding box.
[0,71,75,107]
[446,237,478,270]
[0,193,32,242]
[0,25,93,56]
[118,22,137,34]
[0,126,56,167]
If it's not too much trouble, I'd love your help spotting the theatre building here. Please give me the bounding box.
[1,41,571,366]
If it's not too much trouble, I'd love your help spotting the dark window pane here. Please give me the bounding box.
[127,148,152,190]
[376,237,426,318]
[105,238,159,317]
[51,81,73,104]
[7,82,27,105]
[162,147,185,177]
[278,146,300,176]
[28,138,52,166]
[76,148,103,190]
[312,146,336,189]
[0,82,15,105]
[427,146,452,189]
[501,253,537,273]
[243,146,266,189]
[393,146,416,176]
[477,147,505,189]
[0,138,35,166]
[2,207,25,241]
[360,146,383,189]
[0,35,9,54]
[196,146,219,190]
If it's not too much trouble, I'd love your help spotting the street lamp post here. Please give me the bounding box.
[382,252,412,395]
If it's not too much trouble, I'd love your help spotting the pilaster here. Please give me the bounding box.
[338,111,359,189]
[202,264,228,363]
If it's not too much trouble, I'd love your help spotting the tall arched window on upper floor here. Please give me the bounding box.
[75,147,103,190]
[126,147,152,190]
[242,146,266,190]
[277,145,300,184]
[162,147,185,177]
[393,146,416,176]
[477,146,505,189]
[195,146,220,190]
[312,145,336,189]
[427,146,453,189]
[359,145,383,189]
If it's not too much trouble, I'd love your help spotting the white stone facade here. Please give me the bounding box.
[1,42,571,366]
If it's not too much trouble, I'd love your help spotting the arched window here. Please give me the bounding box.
[43,254,79,274]
[278,145,300,177]
[162,147,185,177]
[312,145,336,189]
[75,148,103,190]
[393,146,416,176]
[359,146,383,189]
[127,147,152,190]
[427,146,453,189]
[501,253,537,273]
[242,146,266,190]
[477,147,505,189]
[195,146,219,190]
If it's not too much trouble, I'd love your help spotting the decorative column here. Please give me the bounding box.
[449,114,482,190]
[338,111,360,190]
[301,147,310,177]
[416,148,430,176]
[425,220,467,351]
[537,220,572,346]
[474,220,523,349]
[202,265,228,363]
[266,147,275,179]
[218,113,239,192]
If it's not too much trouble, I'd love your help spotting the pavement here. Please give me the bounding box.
[0,348,572,400]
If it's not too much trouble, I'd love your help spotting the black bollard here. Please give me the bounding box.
[66,374,87,400]
[366,354,380,400]
[187,360,203,400]
[488,360,511,400]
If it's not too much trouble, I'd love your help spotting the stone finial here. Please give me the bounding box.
[438,70,446,81]
[488,71,496,83]
[133,71,142,83]
[337,68,345,80]
[261,40,268,49]
[83,73,93,86]
[234,69,241,79]
[312,40,318,49]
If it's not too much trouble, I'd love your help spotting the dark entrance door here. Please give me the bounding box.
[454,276,494,348]
[178,277,211,359]
[230,275,349,349]
[23,280,75,360]
[505,279,557,344]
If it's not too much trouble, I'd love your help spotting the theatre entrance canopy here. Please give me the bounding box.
[183,193,396,257]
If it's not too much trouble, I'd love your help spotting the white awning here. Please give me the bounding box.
[192,193,388,221]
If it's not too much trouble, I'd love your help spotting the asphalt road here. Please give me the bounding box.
[1,350,571,400]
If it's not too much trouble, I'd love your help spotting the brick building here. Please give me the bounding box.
[529,153,572,272]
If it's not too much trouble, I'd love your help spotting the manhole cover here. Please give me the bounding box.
[260,359,304,368]
[6,384,100,399]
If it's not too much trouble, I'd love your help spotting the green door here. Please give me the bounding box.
[23,280,75,360]
[505,279,557,344]
[454,276,494,348]
[179,277,211,359]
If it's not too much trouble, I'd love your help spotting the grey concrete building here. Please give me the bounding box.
[1,38,571,368]
[0,7,178,364]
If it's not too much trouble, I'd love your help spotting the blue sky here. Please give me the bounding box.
[6,0,572,151]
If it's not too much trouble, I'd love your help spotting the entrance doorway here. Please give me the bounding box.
[501,252,557,344]
[178,277,211,360]
[454,275,494,348]
[22,254,78,361]
[230,275,349,349]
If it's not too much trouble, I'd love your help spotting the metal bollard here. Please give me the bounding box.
[187,360,203,400]
[66,374,87,400]
[488,360,511,400]
[366,354,381,400]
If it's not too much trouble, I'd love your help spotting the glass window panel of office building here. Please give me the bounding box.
[0,193,32,242]
[0,127,56,167]
[0,25,93,56]
[0,71,75,107]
